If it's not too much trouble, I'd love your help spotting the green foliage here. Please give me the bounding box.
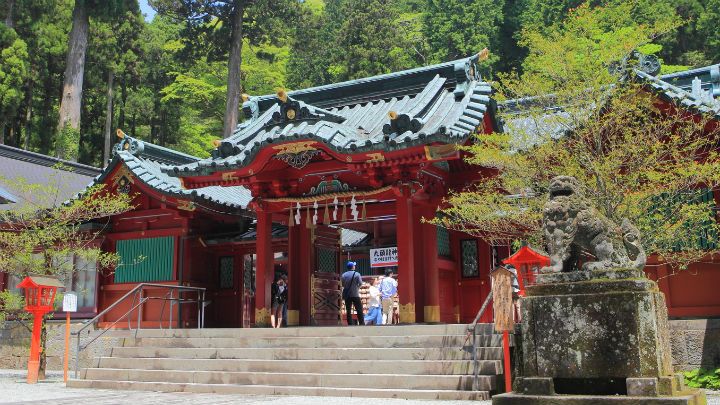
[3,0,720,164]
[0,290,26,326]
[684,368,720,390]
[437,2,720,269]
[55,125,80,161]
[0,25,29,128]
[423,0,504,69]
[0,166,132,321]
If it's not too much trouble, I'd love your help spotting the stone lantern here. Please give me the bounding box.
[16,274,64,384]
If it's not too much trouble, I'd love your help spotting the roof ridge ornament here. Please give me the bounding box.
[609,50,661,78]
[112,129,145,157]
[271,91,346,126]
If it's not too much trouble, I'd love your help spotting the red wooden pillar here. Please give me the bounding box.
[422,207,440,323]
[287,222,301,326]
[299,216,313,325]
[254,209,273,326]
[396,190,416,323]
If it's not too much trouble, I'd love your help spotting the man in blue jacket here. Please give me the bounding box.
[341,261,364,325]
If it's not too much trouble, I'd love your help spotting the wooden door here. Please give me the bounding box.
[310,271,341,326]
[210,255,242,327]
[457,239,493,323]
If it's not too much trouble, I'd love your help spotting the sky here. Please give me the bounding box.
[138,0,156,21]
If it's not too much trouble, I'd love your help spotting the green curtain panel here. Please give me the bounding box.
[115,236,175,283]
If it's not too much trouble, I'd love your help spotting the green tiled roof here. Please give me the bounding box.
[166,55,499,177]
[84,136,253,213]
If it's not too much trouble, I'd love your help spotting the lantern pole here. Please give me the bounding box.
[27,311,43,384]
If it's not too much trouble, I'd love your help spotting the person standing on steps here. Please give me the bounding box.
[341,261,364,325]
[380,268,398,325]
[270,274,288,328]
[365,277,383,325]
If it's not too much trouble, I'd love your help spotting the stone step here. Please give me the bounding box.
[95,357,503,375]
[81,368,496,391]
[67,379,492,401]
[126,334,509,349]
[131,323,494,338]
[110,346,504,361]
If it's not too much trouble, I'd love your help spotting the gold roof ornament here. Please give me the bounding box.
[388,111,398,120]
[116,128,126,139]
[478,48,490,61]
[212,139,221,148]
[277,89,288,103]
[241,93,251,102]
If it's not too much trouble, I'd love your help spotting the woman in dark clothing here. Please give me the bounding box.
[270,274,288,328]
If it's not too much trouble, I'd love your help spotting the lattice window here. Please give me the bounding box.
[461,239,479,278]
[116,236,174,283]
[317,247,337,273]
[219,256,234,289]
[437,226,451,258]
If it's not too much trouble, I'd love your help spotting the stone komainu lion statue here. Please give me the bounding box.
[540,176,646,273]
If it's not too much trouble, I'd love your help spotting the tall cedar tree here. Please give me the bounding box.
[56,0,138,161]
[149,0,298,138]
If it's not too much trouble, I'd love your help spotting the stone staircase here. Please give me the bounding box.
[68,324,508,400]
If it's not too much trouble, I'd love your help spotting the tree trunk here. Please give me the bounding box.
[4,0,14,27]
[119,76,126,130]
[103,70,114,164]
[222,1,244,139]
[56,0,89,161]
[23,76,33,150]
[0,120,5,145]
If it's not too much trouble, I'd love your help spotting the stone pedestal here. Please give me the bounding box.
[493,269,706,405]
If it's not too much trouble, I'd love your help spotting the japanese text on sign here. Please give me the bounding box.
[370,247,398,268]
[62,293,77,312]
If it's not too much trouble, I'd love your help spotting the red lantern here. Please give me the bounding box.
[502,245,550,296]
[16,275,64,384]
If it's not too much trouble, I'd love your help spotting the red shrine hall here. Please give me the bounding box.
[4,56,719,328]
[89,54,511,327]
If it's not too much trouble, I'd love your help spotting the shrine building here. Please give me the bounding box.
[2,55,719,328]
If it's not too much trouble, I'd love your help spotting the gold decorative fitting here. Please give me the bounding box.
[286,109,296,120]
[274,141,320,169]
[346,156,352,162]
[273,141,317,155]
[241,93,250,102]
[255,307,271,326]
[277,89,288,103]
[388,111,398,120]
[177,200,196,211]
[123,143,130,150]
[116,128,126,139]
[478,47,490,61]
[366,152,385,163]
[249,169,254,175]
[212,139,221,148]
[399,303,416,324]
[221,172,240,181]
[111,165,134,186]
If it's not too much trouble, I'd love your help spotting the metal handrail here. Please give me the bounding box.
[462,291,493,391]
[71,283,206,378]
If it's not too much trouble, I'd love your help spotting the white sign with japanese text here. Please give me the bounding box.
[370,246,398,268]
[62,293,77,312]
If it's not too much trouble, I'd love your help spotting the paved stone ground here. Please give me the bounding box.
[1,370,718,405]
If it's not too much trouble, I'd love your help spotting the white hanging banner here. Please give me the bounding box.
[62,292,77,312]
[370,246,399,268]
